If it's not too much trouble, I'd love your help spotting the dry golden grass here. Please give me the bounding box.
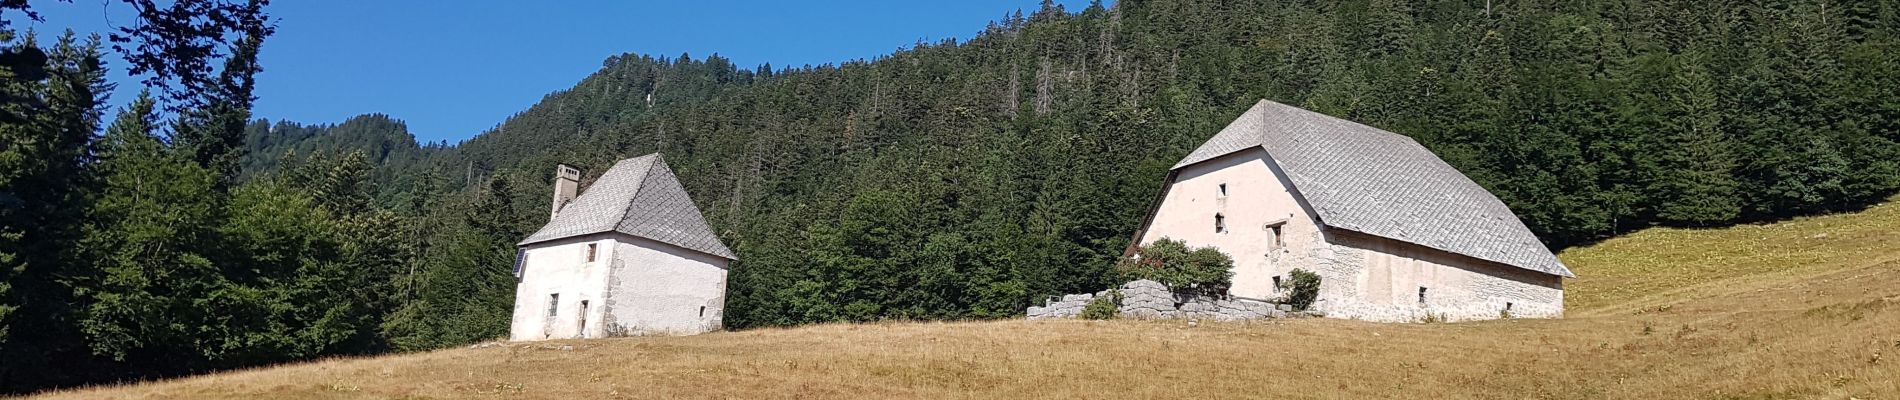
[25,198,1900,399]
[1561,198,1900,316]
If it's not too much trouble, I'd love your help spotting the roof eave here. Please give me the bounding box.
[519,230,738,261]
[1324,225,1573,279]
[1171,144,1265,171]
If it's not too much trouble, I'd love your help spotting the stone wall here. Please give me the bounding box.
[1027,280,1321,321]
[1311,230,1563,323]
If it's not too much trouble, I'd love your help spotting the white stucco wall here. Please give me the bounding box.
[1137,148,1564,322]
[511,233,729,341]
[1139,148,1323,302]
[602,236,728,335]
[510,235,615,341]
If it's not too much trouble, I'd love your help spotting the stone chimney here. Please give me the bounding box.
[551,164,581,218]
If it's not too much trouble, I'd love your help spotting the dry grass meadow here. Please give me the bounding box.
[24,198,1900,399]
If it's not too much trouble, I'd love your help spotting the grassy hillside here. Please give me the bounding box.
[1563,198,1900,315]
[26,198,1900,399]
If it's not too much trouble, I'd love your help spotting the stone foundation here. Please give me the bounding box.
[1026,279,1322,321]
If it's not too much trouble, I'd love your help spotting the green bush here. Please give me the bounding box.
[1115,238,1234,297]
[1081,290,1121,320]
[1282,268,1322,311]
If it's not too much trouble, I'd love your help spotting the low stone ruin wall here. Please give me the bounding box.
[1026,279,1322,321]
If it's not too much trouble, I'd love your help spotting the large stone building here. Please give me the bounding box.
[510,153,735,340]
[1129,100,1573,322]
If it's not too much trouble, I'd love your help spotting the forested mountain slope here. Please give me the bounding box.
[238,114,435,184]
[236,0,1900,332]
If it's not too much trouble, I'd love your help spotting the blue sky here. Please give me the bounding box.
[27,1,1102,143]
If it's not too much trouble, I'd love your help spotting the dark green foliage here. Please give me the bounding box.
[1116,238,1235,297]
[1282,269,1321,311]
[77,91,222,366]
[378,175,525,351]
[1641,50,1741,225]
[0,0,423,392]
[1080,289,1120,320]
[171,25,264,189]
[0,29,110,390]
[240,114,428,186]
[74,116,404,377]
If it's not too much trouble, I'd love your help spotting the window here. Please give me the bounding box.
[578,300,590,335]
[699,306,706,318]
[1272,276,1283,293]
[1215,213,1227,233]
[547,294,560,317]
[512,249,528,278]
[585,243,598,262]
[1417,287,1428,304]
[1268,224,1285,249]
[1504,302,1513,312]
[1217,183,1228,198]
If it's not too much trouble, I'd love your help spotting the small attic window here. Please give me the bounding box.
[1267,223,1286,249]
[585,243,598,262]
[1215,213,1227,233]
[1217,183,1228,198]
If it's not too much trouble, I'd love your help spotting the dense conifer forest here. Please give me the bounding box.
[2,0,1897,392]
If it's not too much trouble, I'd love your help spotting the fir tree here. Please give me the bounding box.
[1650,51,1741,225]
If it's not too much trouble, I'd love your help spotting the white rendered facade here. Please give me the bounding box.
[1137,148,1564,322]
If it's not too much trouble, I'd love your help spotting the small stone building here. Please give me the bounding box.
[1129,100,1574,322]
[510,153,735,340]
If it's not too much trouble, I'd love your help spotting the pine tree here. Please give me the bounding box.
[1365,0,1414,57]
[173,31,265,189]
[0,31,110,388]
[1650,51,1741,225]
[379,176,523,350]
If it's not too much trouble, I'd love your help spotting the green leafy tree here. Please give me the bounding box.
[2,0,274,106]
[1114,238,1233,297]
[75,91,225,373]
[1281,268,1322,311]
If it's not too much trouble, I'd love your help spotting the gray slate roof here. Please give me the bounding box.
[1176,100,1572,277]
[519,153,736,260]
